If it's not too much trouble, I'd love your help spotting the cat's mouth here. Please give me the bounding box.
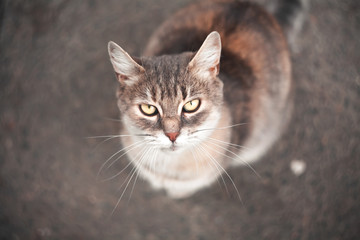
[161,144,179,152]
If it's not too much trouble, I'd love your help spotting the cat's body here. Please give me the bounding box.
[108,0,303,198]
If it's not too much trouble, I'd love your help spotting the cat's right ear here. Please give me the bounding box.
[108,41,145,85]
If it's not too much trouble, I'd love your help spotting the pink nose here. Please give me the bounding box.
[165,132,179,142]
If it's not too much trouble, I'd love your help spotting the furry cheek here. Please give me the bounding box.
[122,106,159,133]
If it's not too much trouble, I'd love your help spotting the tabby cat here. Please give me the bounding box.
[107,0,304,198]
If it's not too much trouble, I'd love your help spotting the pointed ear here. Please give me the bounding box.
[188,31,222,78]
[108,41,145,85]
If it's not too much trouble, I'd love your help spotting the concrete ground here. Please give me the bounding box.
[0,0,359,239]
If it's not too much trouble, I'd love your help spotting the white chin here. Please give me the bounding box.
[160,143,188,153]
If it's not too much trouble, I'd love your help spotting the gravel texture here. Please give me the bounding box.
[0,0,359,239]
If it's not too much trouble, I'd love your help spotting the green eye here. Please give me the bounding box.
[183,99,201,113]
[139,104,158,116]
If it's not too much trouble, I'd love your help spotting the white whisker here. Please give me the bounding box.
[101,117,123,122]
[105,142,145,170]
[149,147,159,175]
[86,133,151,139]
[111,146,151,215]
[116,147,149,192]
[208,137,250,150]
[206,140,262,180]
[100,144,148,182]
[192,122,247,134]
[200,143,243,203]
[189,147,199,175]
[97,139,147,181]
[193,145,209,175]
[100,160,133,183]
[116,165,136,191]
[197,144,230,196]
[111,167,137,216]
[127,147,155,203]
[90,135,121,152]
[86,134,133,139]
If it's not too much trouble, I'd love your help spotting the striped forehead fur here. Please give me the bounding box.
[118,52,222,106]
[141,53,192,101]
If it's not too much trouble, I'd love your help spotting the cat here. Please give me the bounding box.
[107,0,305,198]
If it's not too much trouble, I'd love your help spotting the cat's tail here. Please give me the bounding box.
[266,0,309,52]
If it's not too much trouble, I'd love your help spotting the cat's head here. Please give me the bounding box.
[108,32,224,153]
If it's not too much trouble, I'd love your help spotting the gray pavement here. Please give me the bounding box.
[0,0,359,239]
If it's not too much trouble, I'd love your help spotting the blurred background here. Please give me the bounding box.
[0,0,359,239]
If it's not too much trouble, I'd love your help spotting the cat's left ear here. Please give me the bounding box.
[188,31,222,78]
[108,41,145,85]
